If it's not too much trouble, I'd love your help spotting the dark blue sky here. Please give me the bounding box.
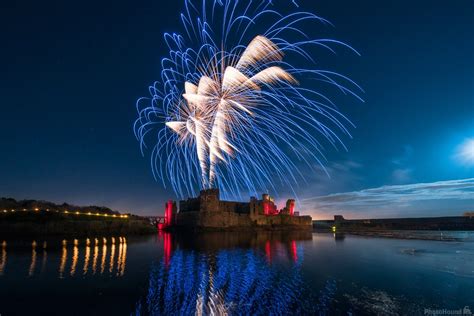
[1,0,473,217]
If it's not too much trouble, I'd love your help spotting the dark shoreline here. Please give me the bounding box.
[315,230,471,242]
[314,215,474,242]
[0,211,156,237]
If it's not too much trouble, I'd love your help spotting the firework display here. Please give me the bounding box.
[134,0,362,199]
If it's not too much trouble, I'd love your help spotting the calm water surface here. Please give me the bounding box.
[0,231,473,315]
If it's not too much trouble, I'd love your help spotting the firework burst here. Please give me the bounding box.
[134,0,363,199]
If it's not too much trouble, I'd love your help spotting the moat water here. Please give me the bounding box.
[0,231,473,315]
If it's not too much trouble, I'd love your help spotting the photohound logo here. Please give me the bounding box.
[424,306,472,315]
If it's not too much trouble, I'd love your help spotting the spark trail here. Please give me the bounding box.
[134,0,363,200]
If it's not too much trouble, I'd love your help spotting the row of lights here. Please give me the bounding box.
[0,237,127,249]
[1,237,127,249]
[1,208,129,218]
[65,237,127,246]
[63,210,129,218]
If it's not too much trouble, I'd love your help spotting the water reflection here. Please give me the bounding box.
[0,241,7,275]
[100,244,107,274]
[28,241,37,276]
[83,243,90,275]
[59,241,67,278]
[0,232,472,315]
[334,232,346,241]
[0,237,127,278]
[92,243,99,274]
[70,242,79,276]
[109,243,115,273]
[117,239,127,276]
[135,231,321,315]
[40,242,47,274]
[163,232,171,267]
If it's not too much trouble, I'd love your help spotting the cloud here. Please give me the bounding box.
[297,160,365,197]
[391,168,413,184]
[390,145,414,184]
[271,160,365,210]
[301,178,474,219]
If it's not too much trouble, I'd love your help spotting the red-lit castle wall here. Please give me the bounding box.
[168,189,313,230]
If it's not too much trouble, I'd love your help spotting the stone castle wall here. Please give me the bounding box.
[173,189,312,231]
[180,189,251,214]
[174,211,312,230]
[179,197,200,213]
[219,201,250,214]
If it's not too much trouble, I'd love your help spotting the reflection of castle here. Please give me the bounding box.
[166,189,312,230]
[134,231,321,315]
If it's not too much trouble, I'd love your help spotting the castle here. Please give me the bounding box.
[164,189,312,230]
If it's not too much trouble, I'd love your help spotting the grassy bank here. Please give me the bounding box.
[0,211,156,237]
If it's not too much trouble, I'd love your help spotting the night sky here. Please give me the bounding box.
[1,0,473,218]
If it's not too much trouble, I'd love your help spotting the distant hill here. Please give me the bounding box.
[0,197,121,215]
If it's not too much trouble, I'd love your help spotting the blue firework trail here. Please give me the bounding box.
[134,0,363,200]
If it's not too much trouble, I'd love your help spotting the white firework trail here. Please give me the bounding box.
[134,0,363,200]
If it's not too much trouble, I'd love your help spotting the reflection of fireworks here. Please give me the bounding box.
[135,245,316,315]
[135,0,363,199]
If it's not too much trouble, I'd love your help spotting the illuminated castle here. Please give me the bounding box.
[164,189,312,230]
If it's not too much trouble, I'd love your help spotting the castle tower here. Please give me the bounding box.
[199,189,220,212]
[249,196,258,218]
[286,199,295,216]
[165,200,173,225]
